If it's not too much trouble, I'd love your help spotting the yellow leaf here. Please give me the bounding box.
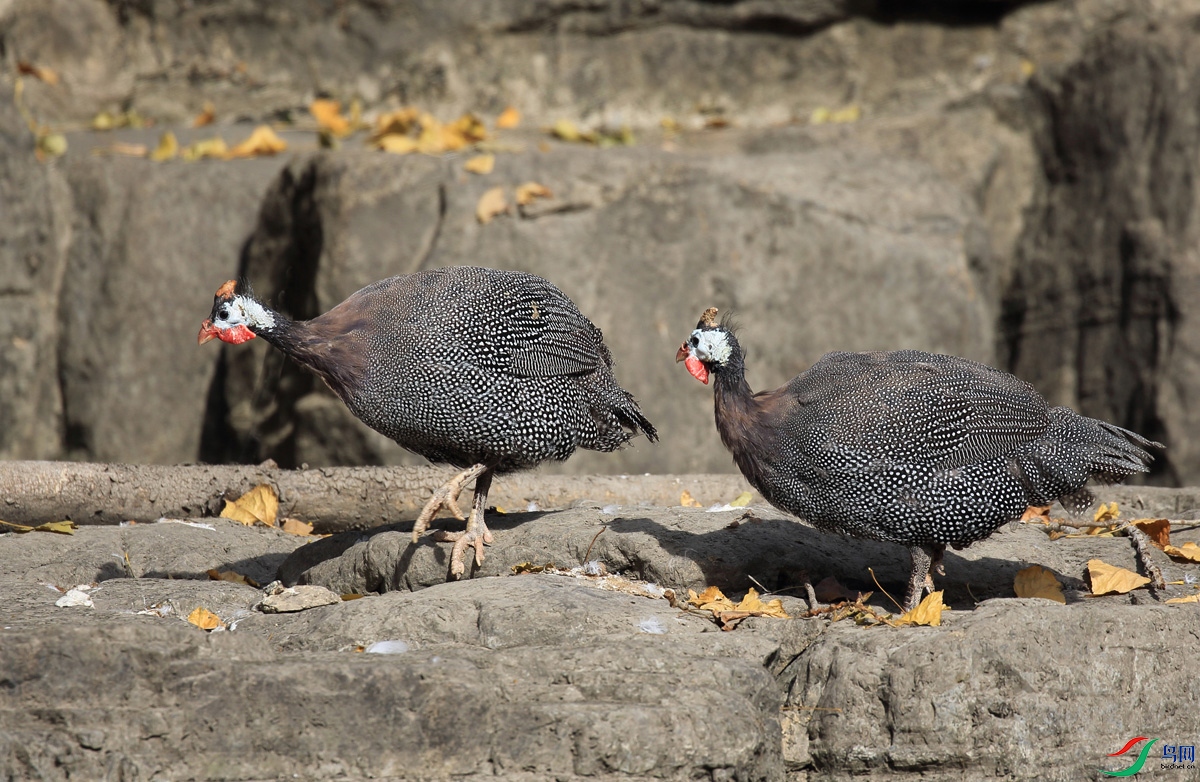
[1013,565,1065,603]
[36,132,67,160]
[1020,59,1036,78]
[35,520,77,535]
[733,587,789,618]
[193,102,216,128]
[1093,502,1119,523]
[550,118,584,142]
[680,490,702,508]
[1132,518,1171,549]
[181,137,229,161]
[220,484,279,527]
[1165,594,1200,604]
[371,107,421,140]
[515,181,552,205]
[1163,541,1200,563]
[0,520,34,532]
[687,586,735,613]
[150,131,178,162]
[187,607,223,631]
[280,517,313,536]
[1087,559,1150,595]
[205,568,259,588]
[496,106,521,129]
[377,134,418,154]
[896,591,946,626]
[476,186,508,224]
[448,112,488,143]
[226,125,287,158]
[101,142,148,157]
[728,491,753,508]
[309,99,351,136]
[829,104,861,123]
[463,153,495,175]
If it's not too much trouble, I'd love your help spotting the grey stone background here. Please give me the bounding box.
[1,0,1197,482]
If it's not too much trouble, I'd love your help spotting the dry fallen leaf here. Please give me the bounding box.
[150,131,178,162]
[463,153,495,175]
[733,587,789,618]
[1132,518,1171,549]
[476,186,508,224]
[1020,505,1051,522]
[206,568,259,588]
[810,104,861,125]
[193,102,216,128]
[281,518,314,536]
[1093,502,1120,523]
[895,590,946,627]
[680,490,703,509]
[220,484,279,527]
[1087,559,1150,595]
[550,118,584,142]
[1013,565,1065,604]
[227,125,287,158]
[95,142,148,158]
[17,60,59,85]
[728,491,753,508]
[686,585,788,629]
[687,585,735,612]
[187,606,223,631]
[0,519,77,535]
[1165,594,1200,604]
[515,181,552,206]
[496,106,521,129]
[310,99,351,136]
[377,134,418,154]
[1163,541,1200,563]
[35,132,67,161]
[181,137,229,161]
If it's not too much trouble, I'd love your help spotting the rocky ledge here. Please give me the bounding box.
[3,472,1198,781]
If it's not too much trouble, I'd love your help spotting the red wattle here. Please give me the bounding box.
[684,355,709,385]
[220,324,257,345]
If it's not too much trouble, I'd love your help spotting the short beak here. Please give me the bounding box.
[198,320,218,345]
[675,343,690,363]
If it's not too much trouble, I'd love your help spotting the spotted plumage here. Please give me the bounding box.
[201,266,656,574]
[677,309,1161,611]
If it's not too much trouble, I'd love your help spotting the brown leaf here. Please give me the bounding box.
[1163,541,1200,563]
[187,606,223,631]
[1020,505,1051,522]
[280,518,314,536]
[1093,502,1120,524]
[895,591,946,626]
[515,181,552,206]
[1013,565,1065,604]
[17,60,59,85]
[463,154,495,175]
[475,186,508,224]
[377,134,418,154]
[1087,559,1150,595]
[496,106,521,129]
[193,102,216,128]
[679,490,703,508]
[1132,518,1171,549]
[226,125,287,158]
[220,484,279,527]
[150,131,178,162]
[206,568,259,588]
[687,585,735,613]
[310,99,351,136]
[1165,594,1200,604]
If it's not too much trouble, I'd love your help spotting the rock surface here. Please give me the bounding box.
[1,0,1199,482]
[3,482,1199,781]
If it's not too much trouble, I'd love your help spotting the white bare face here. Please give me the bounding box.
[687,328,732,365]
[211,294,275,333]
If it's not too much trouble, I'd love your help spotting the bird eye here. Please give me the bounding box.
[689,335,699,347]
[218,307,229,320]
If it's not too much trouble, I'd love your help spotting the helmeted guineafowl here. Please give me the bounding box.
[200,266,657,575]
[676,307,1161,611]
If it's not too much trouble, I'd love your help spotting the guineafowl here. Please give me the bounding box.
[676,307,1161,611]
[200,267,657,575]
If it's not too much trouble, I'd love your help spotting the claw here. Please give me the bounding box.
[410,464,486,543]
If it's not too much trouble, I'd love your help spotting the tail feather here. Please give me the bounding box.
[1038,408,1163,512]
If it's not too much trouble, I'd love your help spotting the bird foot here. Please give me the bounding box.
[411,464,488,544]
[434,519,494,577]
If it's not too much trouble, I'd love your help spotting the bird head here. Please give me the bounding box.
[197,279,274,346]
[675,306,736,385]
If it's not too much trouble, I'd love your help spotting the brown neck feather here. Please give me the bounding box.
[712,366,780,492]
[260,308,370,398]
